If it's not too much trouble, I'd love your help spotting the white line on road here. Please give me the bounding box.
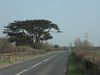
[42,56,55,62]
[16,55,57,75]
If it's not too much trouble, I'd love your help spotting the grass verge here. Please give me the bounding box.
[0,54,40,68]
[0,51,58,68]
[67,54,83,75]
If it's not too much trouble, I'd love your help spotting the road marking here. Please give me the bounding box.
[29,62,42,69]
[16,69,28,75]
[16,55,57,75]
[42,56,55,62]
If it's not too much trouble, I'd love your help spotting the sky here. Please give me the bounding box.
[0,0,99,46]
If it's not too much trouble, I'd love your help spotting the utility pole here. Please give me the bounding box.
[84,32,89,41]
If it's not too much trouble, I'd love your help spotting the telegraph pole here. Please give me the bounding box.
[84,32,89,41]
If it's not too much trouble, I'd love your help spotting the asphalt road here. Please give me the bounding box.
[0,51,68,75]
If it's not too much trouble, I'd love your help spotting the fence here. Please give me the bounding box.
[0,50,43,63]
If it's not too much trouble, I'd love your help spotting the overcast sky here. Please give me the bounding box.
[0,0,99,46]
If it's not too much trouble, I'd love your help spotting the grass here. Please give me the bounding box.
[0,55,34,66]
[67,54,83,75]
[0,51,56,68]
[0,53,44,68]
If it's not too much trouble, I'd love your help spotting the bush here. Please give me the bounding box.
[0,38,15,53]
[73,49,100,75]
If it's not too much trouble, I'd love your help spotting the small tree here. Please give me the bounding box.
[0,38,13,53]
[74,38,93,50]
[54,44,59,48]
[82,40,93,50]
[74,38,83,49]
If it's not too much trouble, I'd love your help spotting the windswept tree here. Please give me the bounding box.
[74,38,93,50]
[74,38,83,48]
[3,19,61,49]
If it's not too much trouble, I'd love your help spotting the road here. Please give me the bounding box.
[0,51,68,75]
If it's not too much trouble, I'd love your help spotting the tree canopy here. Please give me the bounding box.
[3,19,61,49]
